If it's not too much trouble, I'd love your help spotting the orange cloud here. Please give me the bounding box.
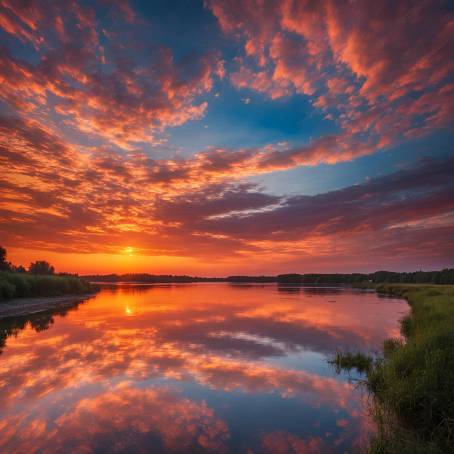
[1,113,453,271]
[0,1,222,148]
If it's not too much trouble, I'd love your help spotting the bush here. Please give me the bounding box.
[0,272,97,301]
[0,278,15,299]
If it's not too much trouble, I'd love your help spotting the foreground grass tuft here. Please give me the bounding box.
[333,284,454,453]
[0,272,98,300]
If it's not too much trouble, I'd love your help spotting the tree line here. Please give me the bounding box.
[276,270,454,284]
[84,274,278,283]
[83,270,454,284]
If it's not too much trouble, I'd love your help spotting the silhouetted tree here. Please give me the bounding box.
[12,265,26,273]
[0,246,12,272]
[29,261,55,275]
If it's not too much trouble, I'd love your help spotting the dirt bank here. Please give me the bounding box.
[0,294,96,319]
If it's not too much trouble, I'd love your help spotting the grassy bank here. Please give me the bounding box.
[0,272,98,301]
[334,284,454,453]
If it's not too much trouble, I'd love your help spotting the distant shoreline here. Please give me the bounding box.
[82,269,454,285]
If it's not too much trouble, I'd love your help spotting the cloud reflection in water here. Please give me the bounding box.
[0,284,407,453]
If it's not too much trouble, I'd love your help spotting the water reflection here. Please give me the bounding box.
[0,301,83,354]
[0,284,407,453]
[0,384,230,453]
[277,284,345,294]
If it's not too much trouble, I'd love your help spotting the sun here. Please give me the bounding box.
[123,246,135,256]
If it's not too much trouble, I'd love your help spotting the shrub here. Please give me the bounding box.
[0,272,97,300]
[0,278,15,300]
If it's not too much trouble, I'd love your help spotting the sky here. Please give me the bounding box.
[0,0,453,275]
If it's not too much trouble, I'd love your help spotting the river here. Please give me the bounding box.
[0,283,408,453]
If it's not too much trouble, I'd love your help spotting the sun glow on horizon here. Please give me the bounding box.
[123,247,135,257]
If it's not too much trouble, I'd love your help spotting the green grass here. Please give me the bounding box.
[0,272,98,300]
[334,284,454,453]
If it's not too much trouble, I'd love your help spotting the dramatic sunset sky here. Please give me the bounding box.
[0,0,453,275]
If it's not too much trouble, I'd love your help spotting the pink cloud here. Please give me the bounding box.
[0,385,230,453]
[208,0,454,153]
[0,1,222,148]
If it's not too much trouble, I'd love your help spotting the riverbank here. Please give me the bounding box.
[334,284,454,453]
[0,293,97,319]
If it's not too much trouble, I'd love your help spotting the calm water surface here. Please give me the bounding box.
[0,284,408,453]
